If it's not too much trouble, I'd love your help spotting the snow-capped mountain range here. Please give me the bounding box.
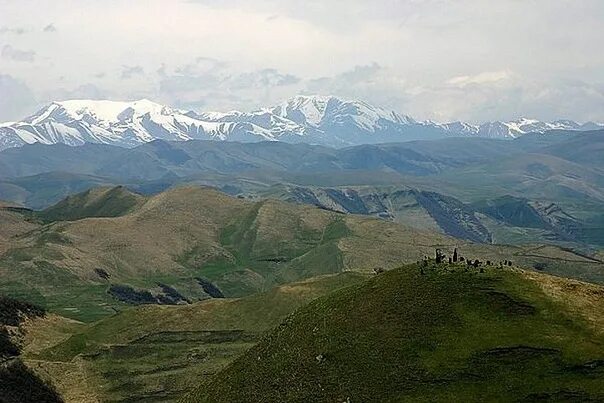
[0,95,601,151]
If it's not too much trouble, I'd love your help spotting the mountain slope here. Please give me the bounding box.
[1,130,600,185]
[0,172,117,210]
[0,186,449,320]
[0,297,63,403]
[187,264,604,403]
[39,186,144,222]
[260,183,604,248]
[0,134,601,247]
[0,99,279,150]
[1,186,603,323]
[542,129,604,167]
[472,195,583,240]
[31,272,365,402]
[1,96,601,151]
[0,133,575,182]
[263,185,492,243]
[431,152,604,204]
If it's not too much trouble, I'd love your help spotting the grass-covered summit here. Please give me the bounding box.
[39,185,144,222]
[187,262,604,402]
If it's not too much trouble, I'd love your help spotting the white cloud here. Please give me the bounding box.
[302,64,604,123]
[1,45,35,62]
[0,75,37,121]
[157,58,302,111]
[0,26,27,35]
[0,0,602,122]
[121,65,145,80]
[43,83,108,102]
[447,71,512,87]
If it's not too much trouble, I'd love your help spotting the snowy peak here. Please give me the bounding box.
[269,95,416,135]
[270,94,335,126]
[1,95,602,152]
[25,99,173,126]
[475,118,601,139]
[440,121,479,135]
[5,99,282,149]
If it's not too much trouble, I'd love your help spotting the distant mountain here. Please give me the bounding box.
[0,137,520,181]
[260,184,596,246]
[1,131,602,212]
[263,185,492,243]
[456,118,602,139]
[1,96,601,151]
[541,130,604,166]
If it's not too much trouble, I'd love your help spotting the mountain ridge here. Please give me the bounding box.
[1,95,601,151]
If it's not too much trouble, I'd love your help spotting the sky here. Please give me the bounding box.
[0,0,603,123]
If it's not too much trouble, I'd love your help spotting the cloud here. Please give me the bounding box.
[303,63,604,123]
[121,65,144,79]
[43,23,57,32]
[189,0,446,31]
[1,45,36,62]
[0,26,27,35]
[305,63,410,111]
[43,83,108,102]
[405,73,604,123]
[307,63,383,92]
[1,0,602,122]
[173,57,226,76]
[0,75,37,121]
[157,58,301,111]
[156,64,167,78]
[229,68,300,89]
[447,70,512,87]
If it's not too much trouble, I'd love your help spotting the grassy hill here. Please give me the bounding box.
[1,186,603,322]
[39,185,145,222]
[22,273,366,402]
[187,263,604,403]
[0,203,39,255]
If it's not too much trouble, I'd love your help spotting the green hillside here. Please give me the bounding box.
[23,273,365,402]
[1,186,603,322]
[187,263,604,402]
[39,185,144,222]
